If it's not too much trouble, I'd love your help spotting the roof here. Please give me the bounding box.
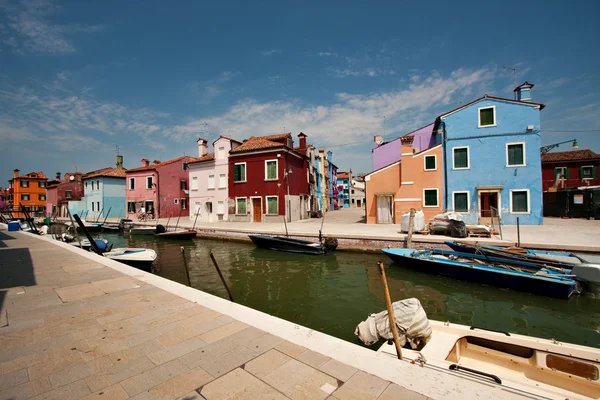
[188,153,215,165]
[337,172,351,179]
[15,171,47,180]
[213,135,242,145]
[438,94,545,119]
[363,160,401,177]
[262,132,291,141]
[541,149,600,163]
[229,136,286,154]
[84,167,127,179]
[127,156,191,172]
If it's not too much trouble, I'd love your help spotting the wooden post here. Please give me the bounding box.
[210,251,235,302]
[516,217,520,248]
[377,261,403,360]
[282,215,289,237]
[406,208,416,248]
[180,247,192,286]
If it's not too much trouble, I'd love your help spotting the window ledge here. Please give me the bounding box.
[424,168,437,172]
[234,181,247,184]
[218,187,227,190]
[478,124,497,128]
[507,164,527,168]
[582,178,593,180]
[207,188,215,191]
[510,211,531,215]
[264,178,278,182]
[452,167,470,170]
[423,204,439,208]
[191,189,198,191]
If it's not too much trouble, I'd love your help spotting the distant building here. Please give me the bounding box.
[83,155,127,220]
[350,176,365,208]
[45,173,61,217]
[337,171,351,208]
[50,172,85,218]
[7,170,48,218]
[541,149,600,191]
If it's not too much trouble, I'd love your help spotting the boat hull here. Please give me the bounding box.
[154,230,197,240]
[249,235,326,255]
[382,249,578,299]
[128,227,157,235]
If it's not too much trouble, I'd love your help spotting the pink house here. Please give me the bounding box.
[125,156,194,219]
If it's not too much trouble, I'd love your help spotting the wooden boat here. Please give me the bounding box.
[101,224,121,233]
[155,229,197,240]
[248,234,337,255]
[103,248,157,269]
[382,248,580,299]
[378,320,600,400]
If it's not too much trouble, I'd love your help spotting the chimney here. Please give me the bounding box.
[297,132,307,155]
[327,150,332,162]
[13,169,19,178]
[116,155,123,169]
[153,160,161,165]
[197,138,208,157]
[514,81,534,102]
[401,135,415,155]
[56,172,61,180]
[141,158,150,167]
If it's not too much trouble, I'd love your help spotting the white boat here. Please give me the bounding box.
[377,319,600,400]
[103,248,157,270]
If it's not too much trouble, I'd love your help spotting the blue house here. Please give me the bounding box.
[439,82,544,225]
[336,171,351,208]
[83,156,127,220]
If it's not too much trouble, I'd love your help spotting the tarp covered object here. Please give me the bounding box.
[400,210,426,233]
[354,298,432,348]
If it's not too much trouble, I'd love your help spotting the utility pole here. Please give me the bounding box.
[503,66,516,99]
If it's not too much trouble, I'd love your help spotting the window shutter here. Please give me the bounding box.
[234,166,240,182]
[593,166,597,179]
[554,168,559,180]
[580,168,584,179]
[565,168,570,179]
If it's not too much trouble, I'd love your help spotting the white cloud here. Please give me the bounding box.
[329,67,395,78]
[318,51,338,57]
[543,77,569,90]
[261,49,282,56]
[187,71,239,104]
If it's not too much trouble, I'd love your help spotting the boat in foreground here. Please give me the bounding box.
[248,234,337,255]
[102,248,157,270]
[155,229,197,240]
[382,248,580,299]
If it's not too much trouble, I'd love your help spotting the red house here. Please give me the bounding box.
[541,149,600,191]
[228,132,310,222]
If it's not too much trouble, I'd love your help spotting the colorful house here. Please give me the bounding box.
[125,156,194,219]
[337,171,351,208]
[7,170,47,217]
[45,173,61,217]
[188,136,241,223]
[541,149,600,191]
[441,83,545,225]
[83,156,127,220]
[53,172,85,218]
[228,133,310,222]
[328,152,338,211]
[350,176,365,208]
[306,145,319,214]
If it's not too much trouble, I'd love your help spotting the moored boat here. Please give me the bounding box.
[155,229,197,240]
[102,248,157,270]
[248,234,337,255]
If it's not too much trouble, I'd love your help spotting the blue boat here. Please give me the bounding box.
[382,248,580,299]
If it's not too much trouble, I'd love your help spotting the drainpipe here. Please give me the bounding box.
[440,120,448,211]
[155,169,160,219]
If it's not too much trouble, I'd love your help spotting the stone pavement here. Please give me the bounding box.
[0,228,431,400]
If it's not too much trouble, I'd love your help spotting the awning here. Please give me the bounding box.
[475,186,504,191]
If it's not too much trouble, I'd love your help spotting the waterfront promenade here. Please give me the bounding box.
[0,227,526,399]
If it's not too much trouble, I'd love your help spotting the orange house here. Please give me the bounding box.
[8,169,48,218]
[365,136,443,224]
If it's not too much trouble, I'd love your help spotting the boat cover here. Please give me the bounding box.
[354,298,432,348]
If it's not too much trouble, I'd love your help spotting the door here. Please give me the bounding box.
[479,192,498,224]
[252,198,262,222]
[376,196,393,224]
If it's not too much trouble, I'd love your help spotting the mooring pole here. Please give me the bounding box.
[377,261,403,360]
[406,208,416,248]
[102,207,112,225]
[180,247,192,286]
[192,209,200,230]
[73,214,102,255]
[210,251,235,302]
[517,217,521,248]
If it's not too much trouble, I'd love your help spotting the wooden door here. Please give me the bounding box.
[252,198,262,222]
[479,192,498,224]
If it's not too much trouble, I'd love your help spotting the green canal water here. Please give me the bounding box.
[101,233,600,349]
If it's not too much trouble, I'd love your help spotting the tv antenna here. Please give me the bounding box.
[503,66,517,99]
[115,145,120,156]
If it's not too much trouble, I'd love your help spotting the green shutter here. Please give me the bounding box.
[480,108,494,126]
[267,161,277,179]
[237,198,246,214]
[554,168,559,180]
[580,168,584,179]
[234,165,240,182]
[512,191,528,212]
[565,167,570,179]
[454,193,468,212]
[593,166,597,179]
[425,156,436,170]
[267,197,278,214]
[424,190,438,206]
[508,144,523,166]
[454,148,468,169]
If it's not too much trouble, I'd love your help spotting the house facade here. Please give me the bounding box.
[125,156,193,220]
[83,157,127,221]
[54,172,85,218]
[316,150,331,212]
[228,133,310,223]
[541,149,600,191]
[8,170,47,217]
[350,179,365,208]
[441,85,544,225]
[337,171,351,208]
[45,173,61,217]
[188,136,241,223]
[306,145,319,214]
[328,152,338,211]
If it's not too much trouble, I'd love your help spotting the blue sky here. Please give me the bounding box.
[1,0,599,184]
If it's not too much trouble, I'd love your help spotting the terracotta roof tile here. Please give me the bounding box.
[127,156,191,172]
[19,171,47,179]
[84,168,127,179]
[229,137,285,154]
[262,132,291,141]
[541,149,600,163]
[188,153,215,164]
[337,172,351,179]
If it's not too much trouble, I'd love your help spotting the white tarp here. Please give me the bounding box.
[400,210,426,232]
[354,298,432,348]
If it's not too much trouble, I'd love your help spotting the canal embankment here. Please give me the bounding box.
[0,225,529,400]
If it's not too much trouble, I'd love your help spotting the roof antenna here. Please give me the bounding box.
[503,66,517,99]
[116,145,120,156]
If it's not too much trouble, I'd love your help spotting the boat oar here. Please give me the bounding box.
[210,251,234,302]
[174,208,182,232]
[180,246,192,286]
[377,261,403,360]
[95,207,104,222]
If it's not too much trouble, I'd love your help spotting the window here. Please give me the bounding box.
[85,182,88,188]
[266,196,278,214]
[452,147,470,169]
[146,176,153,189]
[581,166,596,179]
[92,202,95,211]
[234,163,246,182]
[478,106,496,127]
[351,189,355,194]
[424,155,437,171]
[510,190,530,213]
[208,175,215,189]
[554,167,569,180]
[96,180,99,190]
[423,189,438,207]
[217,201,225,214]
[265,160,278,180]
[65,190,72,199]
[180,180,187,190]
[506,143,525,166]
[145,201,154,213]
[206,202,213,213]
[191,176,198,190]
[174,198,179,204]
[236,197,247,214]
[20,180,29,188]
[453,192,469,212]
[21,194,30,201]
[217,146,225,159]
[181,198,187,209]
[128,202,136,213]
[38,194,46,201]
[38,181,46,188]
[219,173,227,188]
[96,201,100,211]
[129,178,135,190]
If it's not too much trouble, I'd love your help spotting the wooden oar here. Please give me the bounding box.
[377,261,402,360]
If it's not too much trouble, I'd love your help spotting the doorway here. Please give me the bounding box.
[479,191,499,225]
[376,195,393,224]
[252,198,262,222]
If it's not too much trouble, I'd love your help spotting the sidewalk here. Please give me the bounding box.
[0,227,518,400]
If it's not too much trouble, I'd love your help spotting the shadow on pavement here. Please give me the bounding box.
[0,248,36,314]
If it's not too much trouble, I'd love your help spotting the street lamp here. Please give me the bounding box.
[540,139,578,154]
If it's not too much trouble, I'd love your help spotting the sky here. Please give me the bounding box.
[1,0,599,184]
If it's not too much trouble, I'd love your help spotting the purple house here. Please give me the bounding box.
[371,122,440,171]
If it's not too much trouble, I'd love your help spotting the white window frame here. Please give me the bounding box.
[129,178,135,190]
[219,173,227,188]
[191,176,198,190]
[581,165,594,180]
[174,198,179,204]
[478,105,497,128]
[422,188,439,208]
[236,197,247,215]
[264,159,278,181]
[509,189,531,214]
[506,142,526,167]
[208,174,215,189]
[452,146,470,170]
[452,191,470,212]
[146,176,153,189]
[266,195,279,215]
[424,155,437,171]
[217,200,225,215]
[234,162,247,183]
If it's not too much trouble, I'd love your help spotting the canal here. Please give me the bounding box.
[101,233,600,348]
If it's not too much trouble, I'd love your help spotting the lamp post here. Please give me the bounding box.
[540,139,578,154]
